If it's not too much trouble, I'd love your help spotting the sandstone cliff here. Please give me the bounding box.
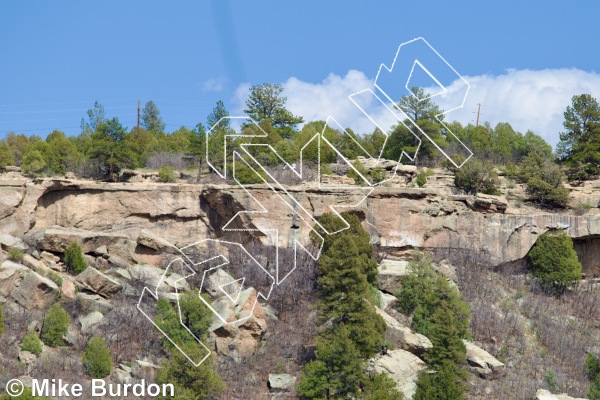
[1,177,598,275]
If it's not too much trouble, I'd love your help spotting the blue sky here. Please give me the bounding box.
[1,1,599,146]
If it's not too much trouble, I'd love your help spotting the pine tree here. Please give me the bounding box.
[156,344,225,400]
[414,364,467,400]
[64,242,87,274]
[41,303,70,347]
[83,337,112,378]
[88,117,135,179]
[425,301,467,370]
[141,100,166,135]
[21,330,43,355]
[298,327,364,399]
[589,374,600,400]
[529,230,582,293]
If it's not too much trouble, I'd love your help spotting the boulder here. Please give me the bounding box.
[377,259,410,292]
[376,308,432,355]
[61,279,76,299]
[0,261,28,297]
[32,227,134,263]
[11,270,60,310]
[0,233,27,251]
[76,292,113,313]
[535,389,587,400]
[18,351,37,365]
[204,268,237,298]
[378,291,397,311]
[78,311,105,334]
[211,288,268,360]
[463,340,505,379]
[76,267,122,297]
[137,229,178,252]
[370,349,426,398]
[113,368,133,385]
[268,374,297,392]
[132,360,160,381]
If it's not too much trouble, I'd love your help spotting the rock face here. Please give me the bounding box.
[463,340,505,379]
[377,259,410,293]
[210,288,268,361]
[376,308,432,355]
[370,349,426,398]
[0,178,598,273]
[11,270,60,310]
[76,267,122,297]
[535,389,587,400]
[268,374,297,392]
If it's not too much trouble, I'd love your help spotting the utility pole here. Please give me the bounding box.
[137,100,141,131]
[475,103,482,127]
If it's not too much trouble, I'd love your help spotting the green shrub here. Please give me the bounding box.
[347,159,369,185]
[41,303,70,347]
[83,336,112,378]
[158,165,177,183]
[64,242,86,274]
[585,353,600,381]
[156,344,225,399]
[8,249,24,262]
[454,158,500,195]
[395,254,471,340]
[544,369,559,392]
[48,271,63,287]
[21,330,43,355]
[589,374,600,400]
[528,230,582,293]
[21,150,46,176]
[231,160,267,184]
[369,166,387,185]
[573,201,593,216]
[526,177,569,209]
[416,170,428,187]
[415,363,467,400]
[0,386,49,399]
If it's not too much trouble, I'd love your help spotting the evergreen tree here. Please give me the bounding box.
[156,344,226,399]
[64,242,87,274]
[20,150,46,176]
[45,130,81,175]
[0,141,15,169]
[585,353,600,381]
[141,100,166,135]
[244,83,303,138]
[395,254,470,340]
[41,303,70,347]
[528,230,582,293]
[425,301,467,370]
[414,364,467,400]
[88,117,135,179]
[298,327,364,400]
[21,330,43,355]
[360,372,404,399]
[557,94,600,178]
[589,374,600,400]
[83,337,112,378]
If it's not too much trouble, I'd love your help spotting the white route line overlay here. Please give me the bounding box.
[138,37,473,366]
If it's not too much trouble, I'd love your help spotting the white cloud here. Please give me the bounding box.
[232,68,600,148]
[437,69,600,147]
